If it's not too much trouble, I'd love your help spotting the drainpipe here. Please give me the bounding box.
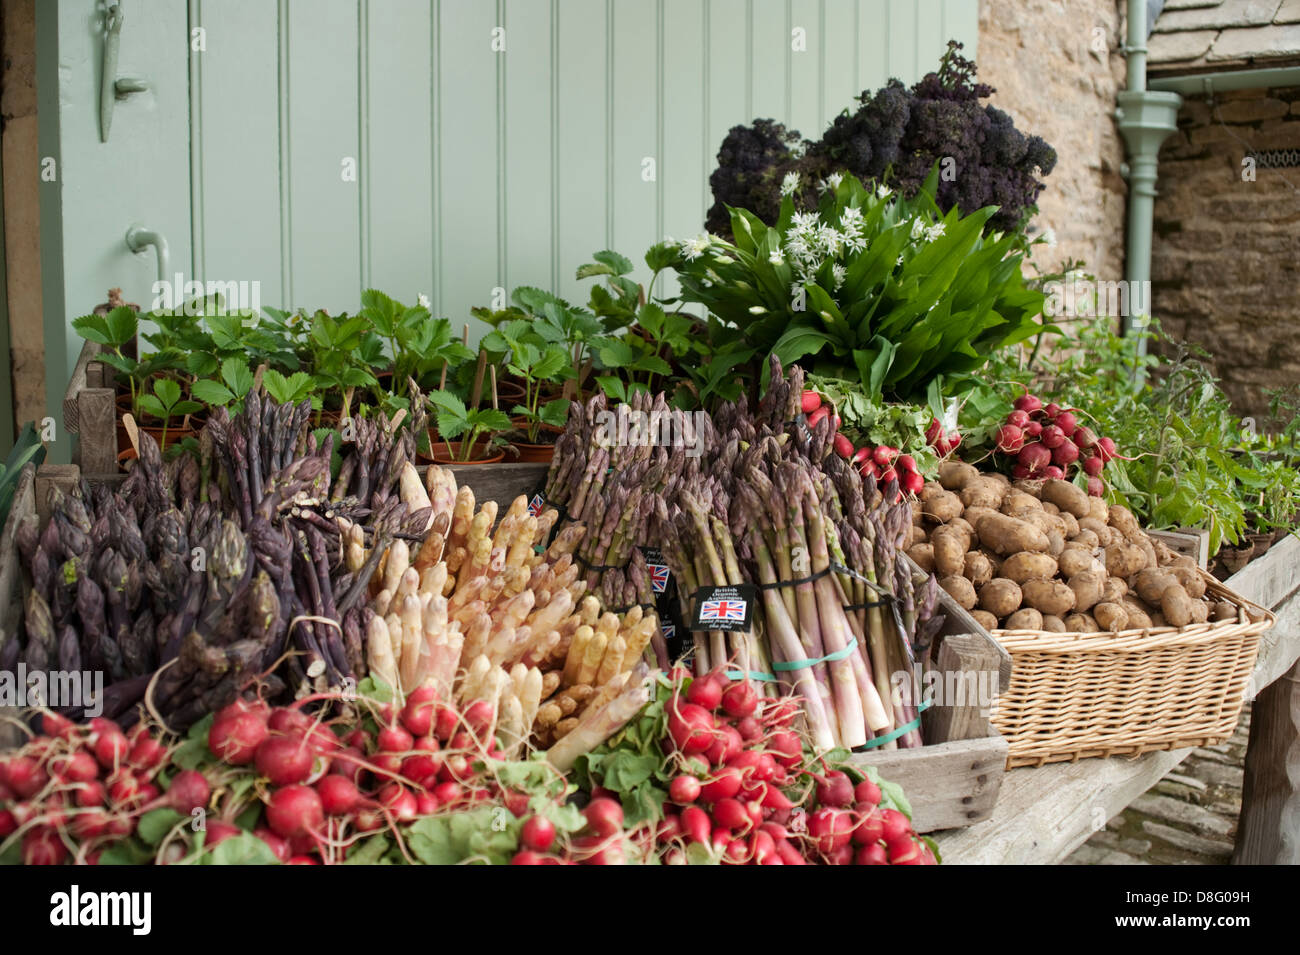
[1115,0,1182,359]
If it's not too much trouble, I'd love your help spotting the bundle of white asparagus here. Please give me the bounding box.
[350,465,660,758]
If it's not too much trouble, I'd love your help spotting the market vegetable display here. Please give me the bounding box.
[910,464,1232,633]
[990,390,1120,495]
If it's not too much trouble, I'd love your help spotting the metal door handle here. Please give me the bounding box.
[126,226,170,285]
[100,3,152,143]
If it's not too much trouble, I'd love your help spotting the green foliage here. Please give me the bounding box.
[189,357,255,412]
[0,423,47,528]
[358,288,473,400]
[426,391,511,462]
[261,369,316,407]
[136,378,202,446]
[671,170,1049,402]
[805,373,941,477]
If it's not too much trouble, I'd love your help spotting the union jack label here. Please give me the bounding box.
[661,623,675,641]
[700,599,746,621]
[648,563,670,593]
[527,493,545,517]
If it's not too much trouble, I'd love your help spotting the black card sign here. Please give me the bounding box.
[638,545,671,595]
[689,584,757,633]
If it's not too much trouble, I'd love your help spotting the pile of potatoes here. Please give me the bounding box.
[906,462,1237,634]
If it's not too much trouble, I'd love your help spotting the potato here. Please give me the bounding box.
[1086,497,1110,523]
[1170,566,1206,599]
[938,460,979,491]
[1004,608,1044,631]
[1101,577,1128,604]
[949,517,976,540]
[920,486,963,524]
[1022,579,1076,617]
[939,575,978,611]
[1077,517,1109,541]
[1189,599,1210,624]
[1137,536,1159,571]
[975,512,1051,556]
[1041,478,1090,518]
[963,551,994,587]
[1065,612,1100,632]
[961,477,1008,510]
[1046,530,1066,557]
[978,547,1004,576]
[1058,512,1080,539]
[1071,528,1102,550]
[1001,552,1058,584]
[1041,614,1067,633]
[1058,548,1103,579]
[1120,596,1155,629]
[907,543,935,574]
[1149,611,1168,628]
[1160,585,1194,627]
[1040,501,1060,516]
[1001,489,1042,516]
[978,578,1023,618]
[1019,509,1058,538]
[1133,568,1180,606]
[1107,505,1141,539]
[1012,479,1046,497]
[1212,600,1237,622]
[1093,602,1129,632]
[971,609,999,631]
[987,472,1011,485]
[962,506,999,538]
[1067,571,1106,613]
[931,527,970,577]
[1104,541,1148,579]
[1151,539,1179,565]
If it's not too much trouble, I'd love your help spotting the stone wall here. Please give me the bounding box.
[1152,85,1300,424]
[977,0,1129,282]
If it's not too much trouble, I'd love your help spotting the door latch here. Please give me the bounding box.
[100,3,152,143]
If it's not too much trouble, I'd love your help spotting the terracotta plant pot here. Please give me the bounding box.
[423,438,505,466]
[139,424,196,451]
[508,418,563,463]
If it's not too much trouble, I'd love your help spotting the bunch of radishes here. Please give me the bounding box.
[648,668,933,865]
[993,393,1119,497]
[803,390,926,497]
[0,712,210,865]
[926,416,963,459]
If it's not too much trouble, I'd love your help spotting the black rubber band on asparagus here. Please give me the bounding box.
[572,551,630,573]
[757,566,831,589]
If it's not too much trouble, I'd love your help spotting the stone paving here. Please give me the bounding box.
[1065,705,1251,865]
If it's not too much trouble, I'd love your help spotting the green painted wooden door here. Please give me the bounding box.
[39,0,977,443]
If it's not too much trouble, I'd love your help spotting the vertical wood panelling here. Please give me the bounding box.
[366,0,435,300]
[437,0,501,324]
[286,0,361,312]
[179,0,978,330]
[503,0,553,301]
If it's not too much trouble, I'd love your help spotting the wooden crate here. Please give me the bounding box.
[0,463,37,749]
[1147,527,1211,570]
[62,339,119,476]
[847,579,1011,833]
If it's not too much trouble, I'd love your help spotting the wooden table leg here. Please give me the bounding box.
[1232,656,1300,864]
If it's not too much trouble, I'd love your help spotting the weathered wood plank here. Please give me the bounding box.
[1226,533,1300,613]
[1233,656,1300,864]
[440,462,549,509]
[859,735,1008,834]
[911,553,1012,694]
[1149,527,1210,570]
[928,632,1000,743]
[62,339,103,435]
[76,388,118,474]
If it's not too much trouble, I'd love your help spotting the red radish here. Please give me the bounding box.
[712,797,750,832]
[889,837,922,864]
[255,735,315,787]
[266,784,324,839]
[208,712,268,766]
[879,467,898,486]
[402,753,440,786]
[851,446,871,466]
[895,453,917,474]
[1011,464,1031,480]
[378,783,418,822]
[685,674,723,711]
[344,728,372,751]
[1006,409,1031,428]
[858,459,880,480]
[1055,410,1077,434]
[734,716,762,742]
[856,843,888,865]
[1014,393,1042,413]
[23,828,67,866]
[203,821,244,848]
[776,837,807,865]
[75,781,105,808]
[416,792,441,815]
[70,808,111,841]
[808,807,855,854]
[163,769,211,813]
[704,724,743,766]
[681,806,711,843]
[872,445,897,468]
[583,797,624,836]
[666,703,714,754]
[900,469,924,496]
[669,775,702,804]
[853,809,885,846]
[37,711,77,740]
[1018,443,1051,473]
[721,681,758,718]
[107,771,143,806]
[833,433,854,459]
[1043,465,1065,480]
[56,750,99,785]
[816,771,855,808]
[464,700,497,741]
[317,774,362,816]
[700,767,743,804]
[1052,439,1079,466]
[216,697,270,724]
[1097,436,1119,462]
[329,746,367,785]
[801,391,821,414]
[520,815,557,852]
[1087,477,1105,497]
[1073,426,1098,450]
[1044,402,1062,419]
[767,730,802,768]
[511,850,545,865]
[377,724,414,754]
[996,424,1025,454]
[761,785,794,812]
[267,708,313,735]
[1082,454,1104,476]
[831,414,842,430]
[91,723,130,771]
[287,856,319,865]
[806,405,829,429]
[400,686,440,737]
[879,808,911,843]
[657,814,684,843]
[1024,420,1043,438]
[826,843,855,865]
[254,828,291,863]
[925,417,943,443]
[435,705,460,742]
[855,778,882,806]
[433,781,464,806]
[1040,424,1065,449]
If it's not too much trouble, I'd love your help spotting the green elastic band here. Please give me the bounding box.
[722,669,781,683]
[771,638,859,672]
[859,700,933,750]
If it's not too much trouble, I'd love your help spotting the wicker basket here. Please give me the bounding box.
[989,573,1273,768]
